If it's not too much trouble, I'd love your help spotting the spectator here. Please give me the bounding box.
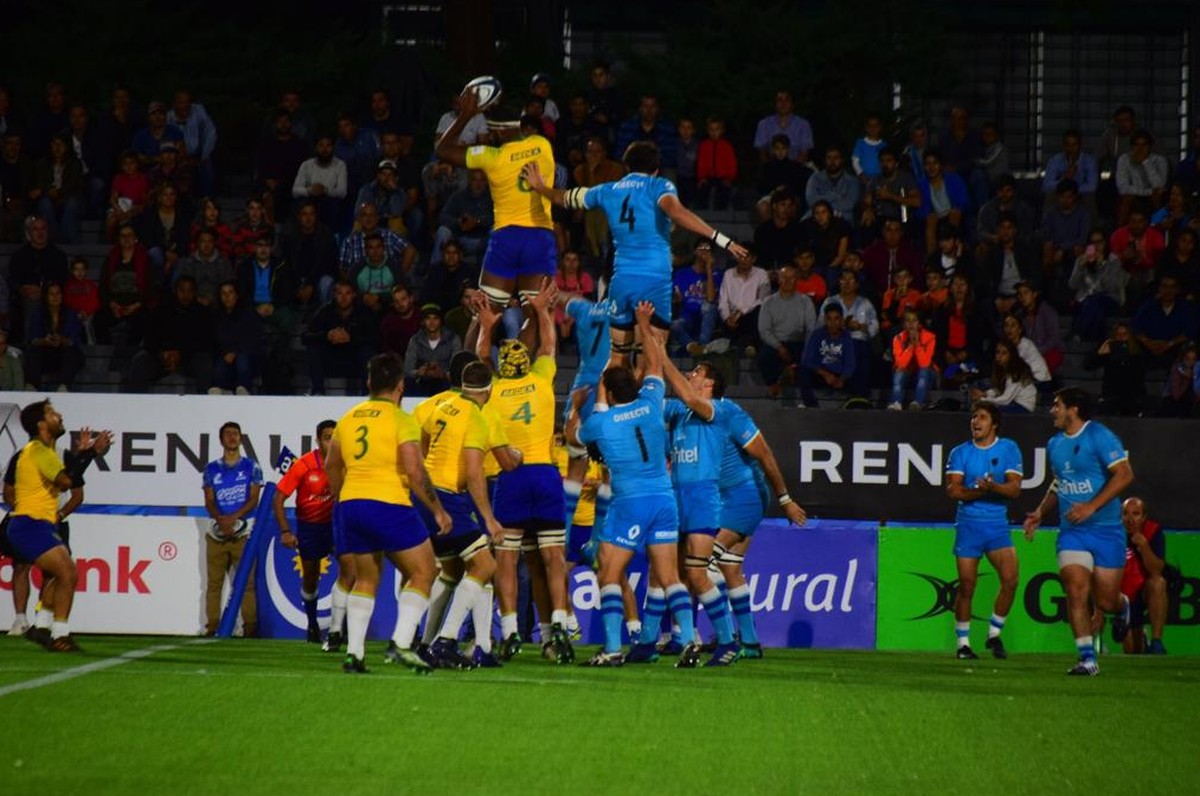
[29,81,70,159]
[799,200,851,276]
[530,73,559,122]
[95,86,142,181]
[753,90,812,164]
[1014,281,1064,374]
[1158,227,1200,303]
[937,105,982,184]
[432,168,493,266]
[674,117,698,206]
[147,143,195,206]
[1084,321,1145,417]
[280,200,338,307]
[933,274,988,387]
[979,213,1039,317]
[236,232,299,364]
[925,219,973,285]
[421,158,468,234]
[552,250,593,343]
[379,283,421,357]
[9,214,69,342]
[1132,274,1197,366]
[136,182,190,287]
[1117,498,1171,655]
[30,134,82,244]
[585,62,623,146]
[334,112,380,206]
[211,281,263,395]
[758,133,812,208]
[918,149,969,254]
[0,132,32,242]
[1110,205,1166,302]
[902,122,929,178]
[126,274,213,393]
[522,95,555,141]
[1000,313,1051,385]
[105,150,150,241]
[230,197,271,263]
[975,122,1010,193]
[377,129,425,244]
[976,174,1035,249]
[201,421,262,636]
[272,90,317,149]
[167,89,217,196]
[63,257,99,343]
[614,94,677,168]
[353,232,404,314]
[356,157,409,237]
[758,264,816,397]
[339,202,413,276]
[879,266,923,338]
[573,136,625,258]
[95,224,151,345]
[851,114,885,182]
[1177,124,1200,197]
[175,227,235,308]
[672,242,722,356]
[695,116,736,211]
[1043,130,1098,204]
[254,108,308,224]
[0,329,24,391]
[799,303,858,408]
[818,269,879,397]
[753,188,803,270]
[1157,343,1199,418]
[1150,182,1192,243]
[804,144,859,221]
[422,240,479,315]
[302,279,376,395]
[919,266,949,317]
[436,93,489,147]
[190,197,235,258]
[862,147,920,231]
[862,217,924,298]
[361,89,404,138]
[0,86,16,139]
[24,282,84,391]
[291,135,347,230]
[888,309,937,410]
[1115,129,1169,224]
[403,304,461,396]
[1041,179,1091,299]
[792,245,828,307]
[1069,230,1128,341]
[969,339,1036,413]
[555,92,597,167]
[717,246,771,354]
[131,101,185,168]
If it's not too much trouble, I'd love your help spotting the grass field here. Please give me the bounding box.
[0,636,1197,796]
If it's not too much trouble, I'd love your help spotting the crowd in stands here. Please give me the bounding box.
[0,73,1198,416]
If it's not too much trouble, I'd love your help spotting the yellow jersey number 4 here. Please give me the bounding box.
[510,401,534,425]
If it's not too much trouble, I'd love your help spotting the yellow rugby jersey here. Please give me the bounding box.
[489,356,556,465]
[554,444,603,527]
[422,393,489,493]
[13,440,64,523]
[414,389,457,445]
[481,403,509,479]
[465,135,554,231]
[335,398,420,505]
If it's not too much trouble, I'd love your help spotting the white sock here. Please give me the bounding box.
[13,612,27,625]
[439,577,484,641]
[500,612,518,639]
[330,580,349,634]
[988,612,1006,639]
[551,609,568,627]
[955,621,970,647]
[472,584,494,653]
[36,608,53,629]
[626,619,642,638]
[51,620,69,639]
[300,588,317,602]
[421,577,454,645]
[539,621,551,642]
[346,592,375,659]
[392,588,430,651]
[565,612,580,633]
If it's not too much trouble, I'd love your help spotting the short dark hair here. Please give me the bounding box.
[695,361,726,399]
[218,421,242,438]
[1062,129,1082,143]
[602,366,639,404]
[316,420,336,437]
[770,133,791,148]
[367,353,404,395]
[823,302,844,317]
[175,274,197,289]
[1132,128,1154,147]
[19,400,51,437]
[997,211,1018,227]
[923,147,943,164]
[994,173,1016,190]
[333,277,357,293]
[1114,105,1135,118]
[449,350,480,388]
[879,146,897,160]
[936,219,959,241]
[1054,386,1094,421]
[1056,178,1079,196]
[972,400,1002,429]
[623,141,661,174]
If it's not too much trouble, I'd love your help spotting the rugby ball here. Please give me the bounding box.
[208,518,249,541]
[464,75,502,111]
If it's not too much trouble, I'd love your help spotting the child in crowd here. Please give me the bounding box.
[64,257,100,344]
[696,116,737,210]
[880,266,923,337]
[852,114,886,183]
[920,267,949,316]
[106,151,150,240]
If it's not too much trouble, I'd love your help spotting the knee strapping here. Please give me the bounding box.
[684,555,710,569]
[536,529,566,549]
[480,285,512,305]
[719,549,745,567]
[498,533,523,552]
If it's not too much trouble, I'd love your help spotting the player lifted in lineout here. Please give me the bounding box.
[522,141,747,369]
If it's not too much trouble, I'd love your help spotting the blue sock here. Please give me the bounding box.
[727,584,758,645]
[1075,635,1096,662]
[639,587,666,646]
[988,613,1006,639]
[600,585,624,654]
[593,485,612,538]
[563,480,581,539]
[709,566,729,604]
[955,621,970,648]
[301,589,318,628]
[700,587,734,645]
[666,584,695,647]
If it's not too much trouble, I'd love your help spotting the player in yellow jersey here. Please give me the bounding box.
[435,88,556,352]
[7,400,111,652]
[325,353,451,675]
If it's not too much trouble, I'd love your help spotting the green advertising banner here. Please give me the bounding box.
[878,527,1200,656]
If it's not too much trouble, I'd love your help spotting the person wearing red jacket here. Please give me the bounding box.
[889,309,937,409]
[95,223,153,344]
[1113,497,1169,654]
[696,117,737,211]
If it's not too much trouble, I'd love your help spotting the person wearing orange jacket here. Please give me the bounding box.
[889,308,937,410]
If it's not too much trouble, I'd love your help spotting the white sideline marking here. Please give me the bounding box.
[0,640,209,698]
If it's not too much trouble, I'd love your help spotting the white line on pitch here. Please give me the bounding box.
[0,641,204,698]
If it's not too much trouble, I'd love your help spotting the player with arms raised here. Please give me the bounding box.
[1023,387,1134,676]
[944,401,1023,660]
[523,142,747,367]
[325,353,452,674]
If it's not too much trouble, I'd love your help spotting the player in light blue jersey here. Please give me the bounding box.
[712,397,805,658]
[944,402,1024,661]
[522,142,747,368]
[569,302,697,667]
[1024,387,1134,676]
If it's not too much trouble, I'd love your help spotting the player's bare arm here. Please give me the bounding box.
[634,301,663,378]
[743,433,807,526]
[464,447,505,543]
[945,473,985,502]
[399,440,452,534]
[1024,480,1059,540]
[434,88,480,167]
[658,193,749,262]
[660,353,714,422]
[325,438,345,497]
[529,276,558,359]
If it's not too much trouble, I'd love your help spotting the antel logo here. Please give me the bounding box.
[0,546,152,594]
